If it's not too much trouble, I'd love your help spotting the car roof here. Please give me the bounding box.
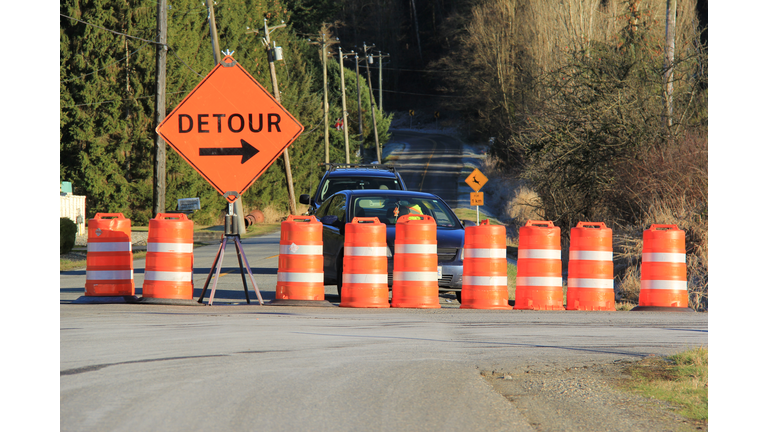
[326,169,398,178]
[346,189,439,199]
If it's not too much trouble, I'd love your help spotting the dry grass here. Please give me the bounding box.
[506,186,545,226]
[260,205,290,223]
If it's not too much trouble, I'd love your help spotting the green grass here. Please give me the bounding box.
[453,207,504,226]
[623,346,708,425]
[507,262,517,301]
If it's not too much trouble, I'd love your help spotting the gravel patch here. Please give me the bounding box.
[482,360,703,432]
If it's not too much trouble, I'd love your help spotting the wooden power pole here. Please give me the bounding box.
[152,0,167,217]
[663,0,677,137]
[262,19,298,215]
[322,32,330,164]
[363,43,381,163]
[339,47,354,163]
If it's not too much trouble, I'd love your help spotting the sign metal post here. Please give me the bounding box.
[465,168,488,225]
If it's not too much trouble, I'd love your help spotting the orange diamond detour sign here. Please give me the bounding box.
[156,56,304,203]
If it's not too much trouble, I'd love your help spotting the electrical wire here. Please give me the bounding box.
[60,14,162,46]
[61,42,151,83]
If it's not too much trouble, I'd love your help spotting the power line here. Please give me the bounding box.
[60,90,188,110]
[61,42,151,83]
[60,14,162,46]
[381,89,463,98]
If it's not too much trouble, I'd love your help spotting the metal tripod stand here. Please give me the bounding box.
[197,194,264,305]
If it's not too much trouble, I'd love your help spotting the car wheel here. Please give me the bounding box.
[455,290,461,304]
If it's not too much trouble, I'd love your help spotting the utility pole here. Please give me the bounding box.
[206,0,221,63]
[258,18,298,215]
[152,0,167,217]
[372,51,390,111]
[363,43,381,163]
[322,32,329,164]
[354,52,364,159]
[338,47,354,163]
[663,0,677,138]
[308,29,331,164]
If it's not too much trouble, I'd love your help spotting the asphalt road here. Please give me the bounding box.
[60,231,708,432]
[388,130,467,208]
[59,132,709,431]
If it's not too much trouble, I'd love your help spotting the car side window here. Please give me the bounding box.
[315,197,334,218]
[327,195,347,224]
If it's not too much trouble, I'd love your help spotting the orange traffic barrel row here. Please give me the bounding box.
[566,222,615,311]
[85,213,135,296]
[141,213,194,300]
[514,220,564,310]
[340,217,390,308]
[391,215,441,309]
[275,215,325,301]
[635,224,691,311]
[461,220,512,309]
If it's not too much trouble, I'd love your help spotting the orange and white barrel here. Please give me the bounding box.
[340,217,390,308]
[391,215,440,309]
[85,213,135,296]
[637,224,689,309]
[461,220,512,309]
[514,220,564,310]
[566,222,615,311]
[276,215,325,301]
[142,213,194,300]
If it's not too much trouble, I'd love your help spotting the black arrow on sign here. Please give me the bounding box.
[199,139,259,164]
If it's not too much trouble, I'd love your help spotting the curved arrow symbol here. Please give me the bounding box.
[199,139,259,164]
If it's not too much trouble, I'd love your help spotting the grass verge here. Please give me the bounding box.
[453,207,505,226]
[622,346,708,426]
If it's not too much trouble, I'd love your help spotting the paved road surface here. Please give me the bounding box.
[388,130,467,208]
[60,230,708,432]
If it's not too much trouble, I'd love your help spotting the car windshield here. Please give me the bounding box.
[319,177,401,202]
[351,195,461,228]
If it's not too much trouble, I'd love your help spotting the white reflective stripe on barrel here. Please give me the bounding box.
[464,248,507,259]
[277,272,324,283]
[642,252,686,263]
[518,249,561,260]
[279,244,323,255]
[567,277,614,289]
[569,250,613,261]
[641,280,687,290]
[463,275,508,286]
[87,242,132,252]
[394,244,437,254]
[86,270,133,280]
[343,273,389,284]
[147,243,194,253]
[393,271,438,282]
[345,246,388,257]
[516,276,562,287]
[144,271,192,282]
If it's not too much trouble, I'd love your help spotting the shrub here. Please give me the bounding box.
[60,217,77,255]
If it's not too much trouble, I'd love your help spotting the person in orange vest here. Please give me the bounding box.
[335,118,343,130]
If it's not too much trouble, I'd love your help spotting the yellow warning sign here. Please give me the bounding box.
[470,192,484,206]
[465,168,488,192]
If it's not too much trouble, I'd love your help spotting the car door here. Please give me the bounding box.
[316,193,347,283]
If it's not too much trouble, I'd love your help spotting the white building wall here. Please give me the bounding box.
[60,195,86,235]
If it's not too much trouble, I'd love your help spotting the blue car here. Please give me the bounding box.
[313,189,465,301]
